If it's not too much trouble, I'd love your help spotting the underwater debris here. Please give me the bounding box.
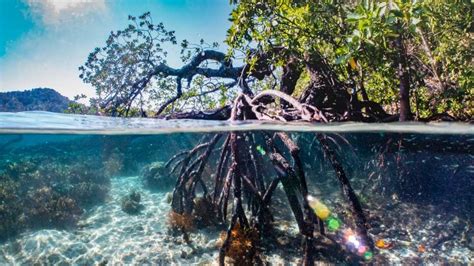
[255,145,266,155]
[307,194,373,261]
[418,244,426,253]
[341,228,373,260]
[375,239,392,249]
[307,195,331,220]
[121,190,143,215]
[327,216,342,231]
[219,223,259,265]
[363,251,374,261]
[168,211,195,232]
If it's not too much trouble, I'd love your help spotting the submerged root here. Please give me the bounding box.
[164,92,376,264]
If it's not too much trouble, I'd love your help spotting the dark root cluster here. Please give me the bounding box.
[162,90,374,265]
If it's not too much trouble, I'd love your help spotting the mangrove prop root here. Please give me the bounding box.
[217,163,234,221]
[171,134,221,214]
[276,133,318,265]
[218,132,253,265]
[165,92,375,264]
[317,133,373,249]
[213,134,231,204]
[218,214,238,265]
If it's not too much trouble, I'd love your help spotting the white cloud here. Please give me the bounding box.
[0,1,114,99]
[24,0,107,25]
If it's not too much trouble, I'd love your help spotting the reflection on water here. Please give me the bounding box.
[0,115,473,264]
[0,111,472,134]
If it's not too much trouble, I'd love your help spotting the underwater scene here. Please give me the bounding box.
[0,113,473,265]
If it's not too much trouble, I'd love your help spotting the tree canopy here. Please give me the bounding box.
[79,1,473,121]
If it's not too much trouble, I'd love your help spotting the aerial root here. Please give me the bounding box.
[165,92,373,264]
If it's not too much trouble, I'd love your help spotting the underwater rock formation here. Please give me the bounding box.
[121,190,143,215]
[192,196,219,228]
[142,162,174,190]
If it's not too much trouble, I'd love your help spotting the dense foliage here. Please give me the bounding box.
[80,1,472,120]
[0,88,70,113]
[227,0,473,120]
[79,13,241,117]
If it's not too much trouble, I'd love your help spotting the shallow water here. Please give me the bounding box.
[0,112,473,264]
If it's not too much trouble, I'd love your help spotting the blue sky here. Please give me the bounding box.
[0,0,232,99]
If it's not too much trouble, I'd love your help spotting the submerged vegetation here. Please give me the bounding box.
[219,222,259,264]
[0,134,198,242]
[142,161,175,190]
[0,158,109,240]
[168,211,195,233]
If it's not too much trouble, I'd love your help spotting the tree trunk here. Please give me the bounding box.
[396,35,412,121]
[280,57,302,108]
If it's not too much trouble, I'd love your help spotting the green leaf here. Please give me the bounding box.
[346,13,365,22]
[353,29,361,37]
[410,17,421,26]
[335,54,350,65]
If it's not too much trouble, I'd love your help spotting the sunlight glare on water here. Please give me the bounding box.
[0,111,472,135]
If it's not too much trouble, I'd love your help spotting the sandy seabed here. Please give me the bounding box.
[0,176,223,265]
[0,175,472,265]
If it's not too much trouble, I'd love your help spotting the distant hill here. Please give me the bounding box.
[0,88,71,112]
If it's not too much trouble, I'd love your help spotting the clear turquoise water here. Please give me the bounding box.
[0,112,473,264]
